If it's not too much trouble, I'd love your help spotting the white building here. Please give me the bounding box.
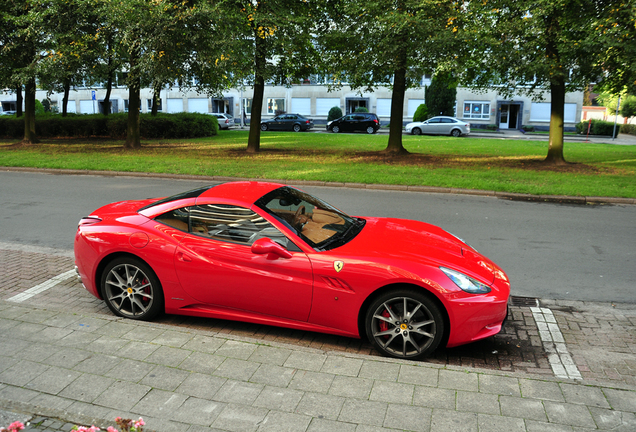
[1,81,584,131]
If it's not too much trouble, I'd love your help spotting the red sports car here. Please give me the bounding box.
[74,181,510,359]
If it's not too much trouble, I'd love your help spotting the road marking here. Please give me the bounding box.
[8,269,76,303]
[531,307,582,380]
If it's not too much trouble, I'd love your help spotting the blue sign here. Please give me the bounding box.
[91,91,96,101]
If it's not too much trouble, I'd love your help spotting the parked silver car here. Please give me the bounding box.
[405,116,470,137]
[211,113,234,130]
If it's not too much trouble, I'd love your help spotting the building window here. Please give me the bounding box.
[463,102,490,120]
[147,98,162,112]
[267,98,285,115]
[243,98,252,115]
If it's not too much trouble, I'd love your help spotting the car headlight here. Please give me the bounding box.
[440,267,491,294]
[327,121,333,126]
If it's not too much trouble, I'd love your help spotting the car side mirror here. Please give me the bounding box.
[251,238,293,259]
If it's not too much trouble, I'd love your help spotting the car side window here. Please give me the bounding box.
[156,205,292,248]
[428,118,441,123]
[441,118,456,123]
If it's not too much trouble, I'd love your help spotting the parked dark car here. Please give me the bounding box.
[327,113,380,134]
[260,114,314,132]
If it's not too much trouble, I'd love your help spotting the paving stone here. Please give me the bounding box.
[306,418,357,432]
[247,345,293,366]
[338,399,388,427]
[169,397,225,425]
[478,374,520,397]
[413,386,456,410]
[328,375,374,399]
[544,401,596,428]
[321,356,363,377]
[430,409,477,432]
[603,387,636,413]
[42,348,92,369]
[295,392,345,420]
[58,373,115,402]
[73,353,121,375]
[131,388,188,419]
[212,404,268,432]
[499,395,547,421]
[289,370,335,393]
[27,393,74,410]
[121,325,165,342]
[438,370,478,392]
[104,358,155,382]
[175,372,226,399]
[214,339,257,360]
[213,357,259,381]
[456,391,500,415]
[178,351,224,375]
[369,380,414,404]
[383,404,432,432]
[560,382,610,408]
[181,334,226,354]
[0,384,40,403]
[525,420,577,432]
[150,330,193,348]
[213,380,264,405]
[144,345,191,367]
[56,331,100,349]
[249,363,296,387]
[93,321,138,338]
[283,351,327,372]
[92,380,151,411]
[115,340,160,361]
[358,361,400,382]
[140,365,189,391]
[24,366,81,395]
[519,378,565,402]
[477,413,526,432]
[253,385,304,412]
[589,406,636,430]
[258,410,312,432]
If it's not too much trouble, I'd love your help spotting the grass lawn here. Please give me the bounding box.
[1,130,635,198]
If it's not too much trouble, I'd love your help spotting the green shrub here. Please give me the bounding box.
[0,113,217,139]
[327,106,343,121]
[575,119,620,137]
[354,107,369,113]
[521,125,535,132]
[413,104,429,122]
[620,124,636,135]
[486,124,497,130]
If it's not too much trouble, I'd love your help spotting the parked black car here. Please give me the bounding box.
[260,114,314,132]
[326,113,380,134]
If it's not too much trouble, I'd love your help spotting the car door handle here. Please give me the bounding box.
[177,252,192,262]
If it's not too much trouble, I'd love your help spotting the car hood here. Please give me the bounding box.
[337,217,499,284]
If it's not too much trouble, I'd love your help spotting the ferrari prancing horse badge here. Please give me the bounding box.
[334,261,344,273]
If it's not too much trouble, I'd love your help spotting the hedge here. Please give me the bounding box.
[0,112,218,139]
[575,119,620,137]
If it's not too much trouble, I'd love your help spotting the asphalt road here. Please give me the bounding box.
[1,170,634,303]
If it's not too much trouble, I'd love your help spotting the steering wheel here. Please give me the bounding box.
[292,205,306,227]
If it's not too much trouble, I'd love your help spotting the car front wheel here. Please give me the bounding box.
[261,124,268,131]
[293,124,301,132]
[365,289,444,359]
[412,128,422,135]
[101,257,164,321]
[451,129,461,137]
[366,126,375,134]
[332,125,340,133]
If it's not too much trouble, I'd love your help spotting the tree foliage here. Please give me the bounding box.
[413,104,429,122]
[425,72,457,117]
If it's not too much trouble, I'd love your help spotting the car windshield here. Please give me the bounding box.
[255,186,365,251]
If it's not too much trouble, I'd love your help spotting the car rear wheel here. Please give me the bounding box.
[332,125,340,133]
[412,128,422,135]
[293,124,301,132]
[366,126,375,134]
[365,289,444,359]
[101,257,164,321]
[451,129,461,137]
[261,123,268,131]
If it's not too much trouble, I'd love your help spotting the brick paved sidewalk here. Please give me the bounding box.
[1,244,636,431]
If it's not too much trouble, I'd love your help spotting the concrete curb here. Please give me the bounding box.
[2,166,635,206]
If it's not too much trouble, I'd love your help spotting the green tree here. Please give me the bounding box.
[221,0,319,153]
[413,104,429,122]
[463,0,603,164]
[620,96,636,121]
[318,0,460,154]
[425,72,457,117]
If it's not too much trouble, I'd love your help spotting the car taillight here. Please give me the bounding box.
[373,119,379,124]
[306,120,310,124]
[78,216,102,227]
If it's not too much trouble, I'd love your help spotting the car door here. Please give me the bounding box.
[341,114,355,132]
[270,116,284,130]
[440,118,456,134]
[172,204,314,321]
[423,117,442,134]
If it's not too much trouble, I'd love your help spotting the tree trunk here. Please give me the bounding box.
[125,76,141,148]
[22,78,38,144]
[62,79,70,117]
[16,86,23,117]
[383,66,408,154]
[102,48,114,115]
[151,82,161,116]
[545,77,566,164]
[247,35,266,153]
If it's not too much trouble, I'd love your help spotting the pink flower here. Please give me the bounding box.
[107,427,118,432]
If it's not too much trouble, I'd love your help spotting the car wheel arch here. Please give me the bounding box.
[356,282,450,347]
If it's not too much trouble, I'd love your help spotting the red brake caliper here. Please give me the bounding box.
[379,309,391,339]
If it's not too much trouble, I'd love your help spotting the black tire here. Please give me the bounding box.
[332,125,340,133]
[101,257,164,321]
[366,126,375,134]
[260,123,268,131]
[293,124,301,132]
[412,127,422,136]
[365,289,444,359]
[451,129,461,137]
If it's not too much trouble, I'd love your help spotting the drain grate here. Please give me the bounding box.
[509,296,540,307]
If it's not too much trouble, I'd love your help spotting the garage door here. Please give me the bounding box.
[188,98,209,114]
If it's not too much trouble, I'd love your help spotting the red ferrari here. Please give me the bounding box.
[74,181,510,359]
